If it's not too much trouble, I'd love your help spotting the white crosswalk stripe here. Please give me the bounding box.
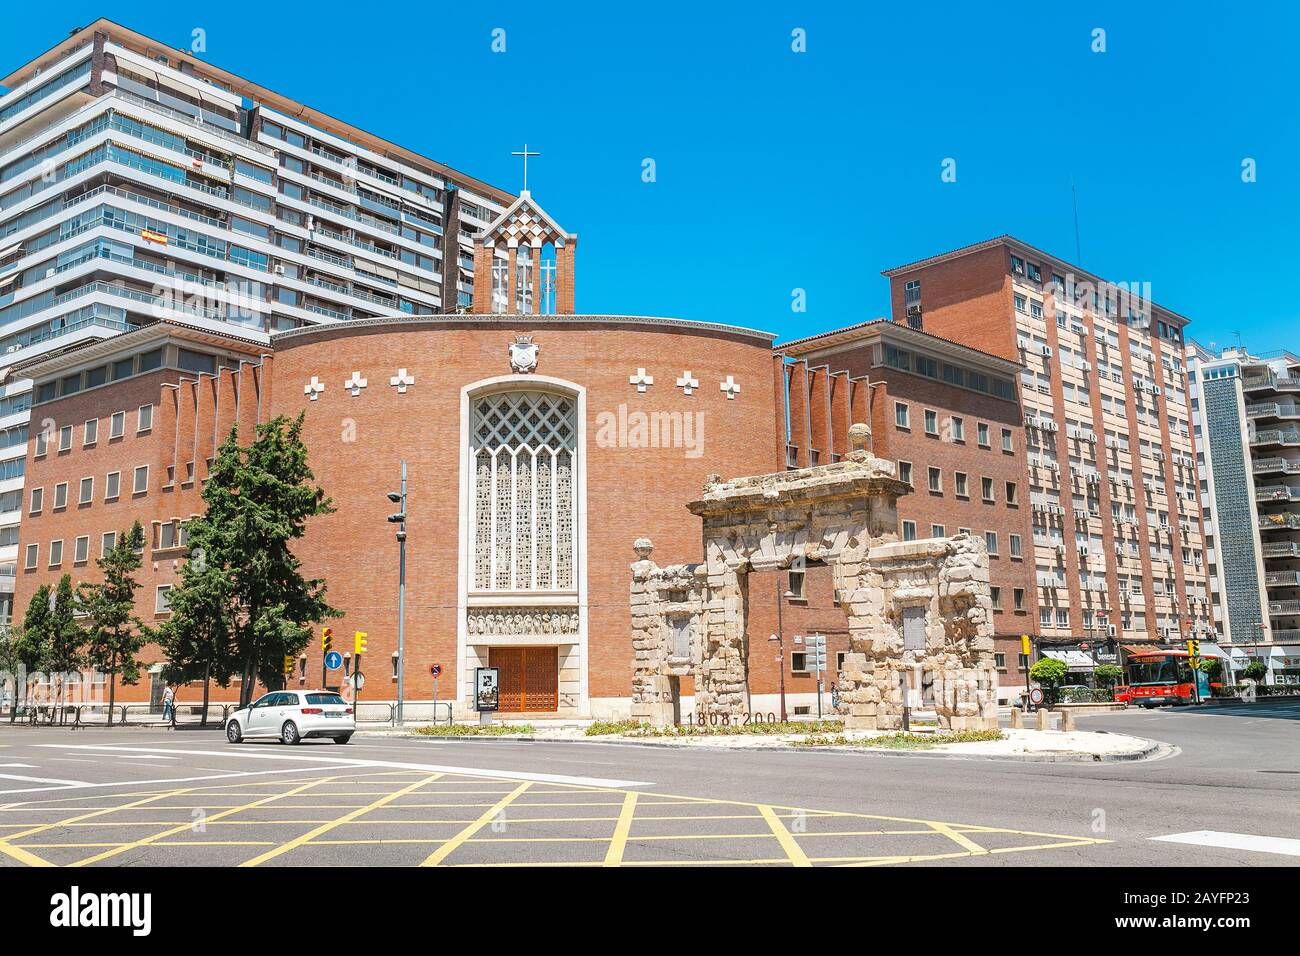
[1151,830,1300,858]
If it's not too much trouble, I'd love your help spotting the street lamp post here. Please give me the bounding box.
[769,586,795,722]
[387,461,408,726]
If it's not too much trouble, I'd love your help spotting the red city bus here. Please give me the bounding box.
[1124,650,1220,708]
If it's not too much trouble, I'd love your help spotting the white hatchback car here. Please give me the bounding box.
[226,690,355,745]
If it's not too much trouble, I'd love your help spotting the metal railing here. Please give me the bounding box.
[1252,429,1300,446]
[1253,457,1300,475]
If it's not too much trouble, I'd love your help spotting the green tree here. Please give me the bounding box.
[45,575,85,721]
[78,521,151,725]
[1243,659,1268,683]
[158,549,239,726]
[16,586,53,715]
[1094,663,1124,699]
[182,415,336,708]
[1029,656,1069,705]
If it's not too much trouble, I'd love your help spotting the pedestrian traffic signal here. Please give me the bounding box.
[354,631,368,656]
[321,626,333,653]
[1187,639,1201,659]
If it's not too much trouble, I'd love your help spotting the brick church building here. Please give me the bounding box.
[12,191,1030,718]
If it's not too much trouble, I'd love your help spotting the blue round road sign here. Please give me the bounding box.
[324,651,343,670]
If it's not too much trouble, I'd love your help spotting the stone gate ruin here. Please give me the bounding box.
[630,425,999,731]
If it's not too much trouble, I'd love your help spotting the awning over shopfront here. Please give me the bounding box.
[1043,650,1096,669]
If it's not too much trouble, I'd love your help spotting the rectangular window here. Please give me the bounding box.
[1010,534,1023,558]
[931,524,945,538]
[24,543,38,569]
[1006,481,1018,505]
[924,409,938,435]
[133,465,149,494]
[137,404,154,432]
[982,477,994,502]
[29,487,42,514]
[110,411,125,439]
[994,652,1007,670]
[84,418,98,446]
[894,402,909,429]
[898,461,912,485]
[1056,608,1070,628]
[74,536,89,563]
[1002,428,1014,452]
[49,539,63,566]
[985,531,998,555]
[955,472,969,497]
[102,531,117,556]
[53,482,68,509]
[978,423,990,447]
[34,430,48,456]
[105,471,121,500]
[1013,587,1025,610]
[156,585,173,614]
[951,417,964,441]
[991,586,1002,608]
[79,476,93,504]
[902,520,917,542]
[59,425,72,451]
[928,467,942,493]
[788,569,805,599]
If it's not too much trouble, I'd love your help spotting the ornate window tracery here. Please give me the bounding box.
[471,390,577,591]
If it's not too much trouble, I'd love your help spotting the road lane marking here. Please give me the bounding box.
[758,803,812,866]
[69,776,339,867]
[36,744,654,789]
[0,763,351,796]
[0,772,89,786]
[239,772,447,867]
[1150,830,1300,858]
[421,782,532,866]
[603,791,638,866]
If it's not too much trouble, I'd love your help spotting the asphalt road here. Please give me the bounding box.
[0,702,1297,867]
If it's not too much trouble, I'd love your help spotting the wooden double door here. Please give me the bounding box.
[489,646,559,712]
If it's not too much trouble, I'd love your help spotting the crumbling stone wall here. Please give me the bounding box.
[630,424,999,731]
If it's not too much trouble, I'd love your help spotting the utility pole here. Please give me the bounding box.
[770,585,794,723]
[387,461,408,725]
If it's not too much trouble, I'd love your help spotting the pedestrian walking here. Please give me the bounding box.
[161,684,175,723]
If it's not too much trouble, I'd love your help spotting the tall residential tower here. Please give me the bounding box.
[0,18,516,622]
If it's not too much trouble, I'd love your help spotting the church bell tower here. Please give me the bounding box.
[471,190,577,315]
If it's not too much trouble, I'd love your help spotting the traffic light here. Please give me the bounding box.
[1187,639,1201,659]
[1021,635,1032,657]
[321,626,333,653]
[283,655,295,675]
[354,631,368,656]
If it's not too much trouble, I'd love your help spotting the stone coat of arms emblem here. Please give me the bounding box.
[509,335,539,373]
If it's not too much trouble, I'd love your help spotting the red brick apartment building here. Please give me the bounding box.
[882,237,1211,659]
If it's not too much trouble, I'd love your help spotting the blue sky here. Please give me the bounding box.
[4,2,1296,350]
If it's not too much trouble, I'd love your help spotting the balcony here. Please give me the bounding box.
[1266,571,1300,587]
[1259,513,1300,532]
[1255,486,1300,505]
[1247,402,1300,420]
[1263,541,1300,559]
[1272,629,1300,642]
[1244,373,1300,393]
[1269,600,1300,616]
[1252,457,1300,476]
[1251,429,1300,448]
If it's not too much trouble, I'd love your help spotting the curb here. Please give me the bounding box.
[361,730,1172,763]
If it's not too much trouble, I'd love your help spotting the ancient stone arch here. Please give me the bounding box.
[630,425,999,731]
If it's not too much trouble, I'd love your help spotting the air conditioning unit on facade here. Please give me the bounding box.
[1079,546,1090,556]
[1123,477,1133,488]
[1017,338,1030,351]
[1045,421,1059,432]
[1042,346,1054,357]
[1107,625,1117,637]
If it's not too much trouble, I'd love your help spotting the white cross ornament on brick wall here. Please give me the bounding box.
[629,368,654,393]
[720,375,741,400]
[390,368,415,394]
[676,371,699,396]
[303,376,325,401]
[344,371,368,396]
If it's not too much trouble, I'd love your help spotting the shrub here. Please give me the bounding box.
[1029,657,1069,704]
[413,723,535,737]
